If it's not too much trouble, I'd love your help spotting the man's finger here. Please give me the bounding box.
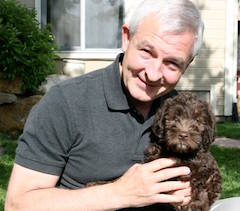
[153,166,191,182]
[172,196,192,207]
[144,158,177,172]
[172,187,192,197]
[151,193,184,204]
[152,181,190,194]
[181,196,192,206]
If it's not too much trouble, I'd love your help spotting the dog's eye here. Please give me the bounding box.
[192,123,205,132]
[168,121,177,128]
[197,118,207,126]
[196,118,203,123]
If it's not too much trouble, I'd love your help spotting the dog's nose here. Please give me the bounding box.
[179,132,188,139]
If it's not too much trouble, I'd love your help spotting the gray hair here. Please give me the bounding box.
[127,0,204,58]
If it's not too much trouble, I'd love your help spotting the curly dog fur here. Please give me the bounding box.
[144,92,221,211]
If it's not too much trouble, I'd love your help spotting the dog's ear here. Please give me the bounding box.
[202,104,216,151]
[152,109,164,138]
[152,99,171,140]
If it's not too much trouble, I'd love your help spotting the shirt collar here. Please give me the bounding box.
[103,53,130,111]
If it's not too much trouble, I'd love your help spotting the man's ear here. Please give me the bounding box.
[121,24,131,52]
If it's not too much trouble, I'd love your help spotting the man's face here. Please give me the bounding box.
[120,15,196,103]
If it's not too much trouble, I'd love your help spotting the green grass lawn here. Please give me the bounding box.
[0,134,17,211]
[216,121,240,139]
[0,122,240,209]
[210,146,240,199]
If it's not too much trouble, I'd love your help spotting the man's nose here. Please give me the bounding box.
[145,59,163,82]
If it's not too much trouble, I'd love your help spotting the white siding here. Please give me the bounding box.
[176,0,227,116]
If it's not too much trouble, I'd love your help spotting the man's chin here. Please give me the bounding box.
[128,85,171,103]
[130,92,157,103]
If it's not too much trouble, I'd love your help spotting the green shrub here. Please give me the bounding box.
[0,0,58,94]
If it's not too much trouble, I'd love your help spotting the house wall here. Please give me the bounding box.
[17,0,34,8]
[176,0,226,116]
[17,0,230,116]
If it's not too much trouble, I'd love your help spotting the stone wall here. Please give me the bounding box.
[0,75,41,136]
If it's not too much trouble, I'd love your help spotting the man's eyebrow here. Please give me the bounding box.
[137,40,155,49]
[169,57,185,64]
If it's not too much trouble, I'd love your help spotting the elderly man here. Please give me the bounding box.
[5,0,204,210]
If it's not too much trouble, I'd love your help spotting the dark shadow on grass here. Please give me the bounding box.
[221,187,240,199]
[0,134,17,209]
[0,161,13,190]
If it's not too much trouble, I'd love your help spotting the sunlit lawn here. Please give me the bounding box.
[216,121,240,139]
[210,146,240,199]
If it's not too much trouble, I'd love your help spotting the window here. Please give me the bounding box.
[38,0,124,58]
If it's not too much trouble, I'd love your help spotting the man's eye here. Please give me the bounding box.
[166,61,178,67]
[142,49,151,54]
[165,61,181,71]
[140,48,152,58]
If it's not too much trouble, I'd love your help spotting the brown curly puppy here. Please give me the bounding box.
[144,92,221,211]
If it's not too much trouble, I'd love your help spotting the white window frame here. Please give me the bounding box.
[224,0,238,116]
[35,0,122,60]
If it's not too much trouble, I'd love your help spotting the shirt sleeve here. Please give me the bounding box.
[15,85,75,176]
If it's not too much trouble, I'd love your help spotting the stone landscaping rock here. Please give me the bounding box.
[0,72,72,135]
[0,92,17,104]
[0,74,22,94]
[0,95,42,136]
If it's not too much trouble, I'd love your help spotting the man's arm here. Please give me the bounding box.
[5,159,191,211]
[5,164,123,211]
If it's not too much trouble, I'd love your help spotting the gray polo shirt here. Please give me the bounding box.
[15,53,177,189]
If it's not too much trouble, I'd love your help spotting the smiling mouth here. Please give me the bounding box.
[137,76,147,87]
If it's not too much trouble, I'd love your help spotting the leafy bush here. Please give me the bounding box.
[0,0,58,94]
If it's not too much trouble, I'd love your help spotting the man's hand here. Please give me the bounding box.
[112,158,191,208]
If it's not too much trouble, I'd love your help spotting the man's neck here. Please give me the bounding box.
[130,98,153,120]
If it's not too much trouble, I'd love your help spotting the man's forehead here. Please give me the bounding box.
[136,36,191,56]
[134,14,196,42]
